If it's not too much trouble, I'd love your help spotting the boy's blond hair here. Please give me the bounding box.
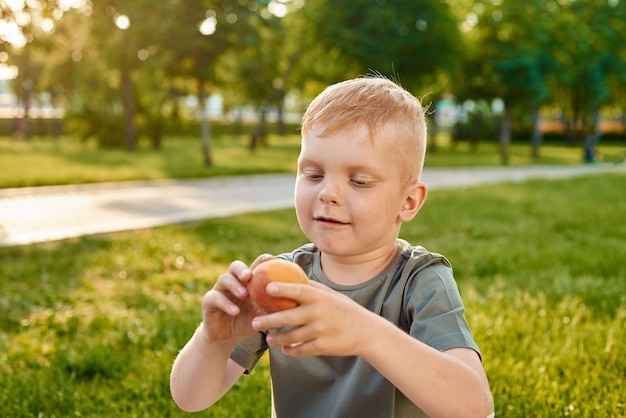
[300,76,428,183]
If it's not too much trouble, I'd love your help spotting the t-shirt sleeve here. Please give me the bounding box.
[230,331,268,374]
[405,263,481,358]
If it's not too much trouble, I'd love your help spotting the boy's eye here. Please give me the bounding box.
[302,172,323,181]
[351,178,373,187]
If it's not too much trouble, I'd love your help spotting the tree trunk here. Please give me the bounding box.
[250,107,268,151]
[566,100,583,145]
[121,69,137,151]
[273,49,302,137]
[428,116,438,154]
[583,102,602,163]
[622,111,626,162]
[14,85,32,140]
[531,101,543,161]
[149,98,167,150]
[150,115,163,150]
[469,111,482,152]
[233,109,243,136]
[197,83,212,166]
[276,97,286,135]
[498,105,512,165]
[592,102,602,139]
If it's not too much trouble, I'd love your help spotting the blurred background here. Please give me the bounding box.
[2,2,626,417]
[1,0,624,165]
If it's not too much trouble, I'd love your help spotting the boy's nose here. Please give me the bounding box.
[318,179,342,205]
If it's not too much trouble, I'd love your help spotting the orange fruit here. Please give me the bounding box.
[248,259,308,313]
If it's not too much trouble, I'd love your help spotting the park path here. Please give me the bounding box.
[0,164,624,247]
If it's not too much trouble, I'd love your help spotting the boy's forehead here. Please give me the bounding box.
[302,123,373,147]
[304,121,394,142]
[300,123,404,162]
[306,122,410,154]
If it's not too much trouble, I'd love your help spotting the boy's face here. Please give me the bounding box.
[295,123,424,259]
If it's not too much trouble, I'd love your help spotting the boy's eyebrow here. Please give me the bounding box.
[298,158,384,176]
[297,157,318,166]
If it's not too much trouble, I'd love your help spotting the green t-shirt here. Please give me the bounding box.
[231,239,481,418]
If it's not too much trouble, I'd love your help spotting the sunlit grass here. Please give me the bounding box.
[0,224,286,417]
[1,133,624,188]
[1,173,624,416]
[405,174,626,417]
[0,135,301,188]
[424,137,625,167]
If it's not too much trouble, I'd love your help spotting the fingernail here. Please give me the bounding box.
[266,283,278,294]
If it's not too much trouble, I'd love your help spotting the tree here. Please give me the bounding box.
[458,0,554,164]
[549,0,626,150]
[45,1,158,150]
[217,2,306,149]
[302,0,463,93]
[459,0,626,164]
[299,0,464,153]
[162,0,262,165]
[2,0,65,139]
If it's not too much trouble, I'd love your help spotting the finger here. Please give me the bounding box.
[228,260,254,283]
[265,281,315,304]
[265,323,313,347]
[280,339,316,357]
[251,300,312,332]
[252,309,291,332]
[271,329,325,357]
[249,253,275,270]
[203,289,241,316]
[214,272,248,300]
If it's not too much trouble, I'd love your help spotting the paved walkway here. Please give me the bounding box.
[0,164,624,247]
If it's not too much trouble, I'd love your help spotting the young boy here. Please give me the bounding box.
[170,76,494,417]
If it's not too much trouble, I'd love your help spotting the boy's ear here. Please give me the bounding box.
[398,182,428,222]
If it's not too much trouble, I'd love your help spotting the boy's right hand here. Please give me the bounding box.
[200,254,274,344]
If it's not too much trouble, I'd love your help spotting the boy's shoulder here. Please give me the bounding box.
[277,243,317,263]
[396,239,452,272]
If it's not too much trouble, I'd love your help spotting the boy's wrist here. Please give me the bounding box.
[352,309,393,358]
[195,323,240,352]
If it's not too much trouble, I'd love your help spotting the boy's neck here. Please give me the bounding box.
[320,242,399,286]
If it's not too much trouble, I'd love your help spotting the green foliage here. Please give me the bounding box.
[1,174,625,416]
[453,0,626,148]
[303,0,463,90]
[3,0,625,155]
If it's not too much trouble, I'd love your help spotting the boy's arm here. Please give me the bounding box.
[170,323,246,412]
[253,281,494,418]
[170,255,273,412]
[356,313,494,418]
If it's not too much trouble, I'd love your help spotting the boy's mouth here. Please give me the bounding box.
[315,216,348,225]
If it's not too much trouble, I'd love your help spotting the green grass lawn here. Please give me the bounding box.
[0,134,302,188]
[1,173,624,417]
[1,133,624,188]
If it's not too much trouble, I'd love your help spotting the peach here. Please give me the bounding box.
[248,259,308,313]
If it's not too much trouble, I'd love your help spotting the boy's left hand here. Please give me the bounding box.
[250,281,373,357]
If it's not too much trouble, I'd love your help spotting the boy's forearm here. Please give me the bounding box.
[170,323,241,412]
[357,314,493,418]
